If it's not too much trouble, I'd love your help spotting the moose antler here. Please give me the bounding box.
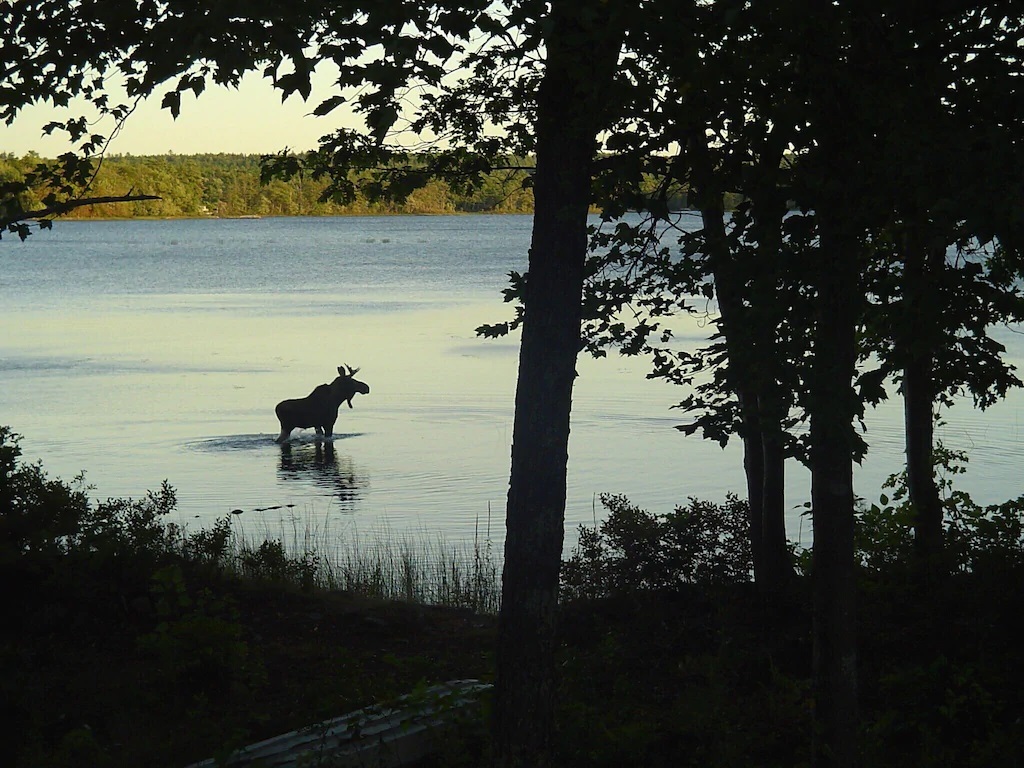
[338,364,360,377]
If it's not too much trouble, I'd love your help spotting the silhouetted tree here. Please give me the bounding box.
[490,5,623,763]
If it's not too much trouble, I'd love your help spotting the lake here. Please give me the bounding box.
[1,215,1022,554]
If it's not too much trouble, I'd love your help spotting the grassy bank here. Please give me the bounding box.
[225,512,501,614]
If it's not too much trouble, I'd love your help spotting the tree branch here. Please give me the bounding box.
[2,194,163,228]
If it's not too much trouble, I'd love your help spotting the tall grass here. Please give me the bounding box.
[218,508,501,614]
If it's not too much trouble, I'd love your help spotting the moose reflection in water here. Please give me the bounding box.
[274,364,370,443]
[278,440,365,509]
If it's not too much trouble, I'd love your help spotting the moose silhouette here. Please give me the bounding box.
[274,364,370,443]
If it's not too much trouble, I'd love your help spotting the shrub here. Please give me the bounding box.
[138,564,255,695]
[180,515,233,567]
[853,442,1024,578]
[561,493,752,601]
[0,426,91,565]
[1,426,190,630]
[237,539,320,589]
[2,426,180,566]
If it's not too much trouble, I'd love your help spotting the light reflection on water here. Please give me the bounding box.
[1,215,1022,553]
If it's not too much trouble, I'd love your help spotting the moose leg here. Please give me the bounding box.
[324,419,336,439]
[274,401,294,443]
[315,426,324,436]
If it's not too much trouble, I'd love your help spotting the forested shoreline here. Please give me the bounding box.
[0,152,539,218]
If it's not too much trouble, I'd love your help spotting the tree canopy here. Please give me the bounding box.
[4,2,1024,767]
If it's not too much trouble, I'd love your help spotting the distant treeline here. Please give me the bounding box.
[0,152,541,218]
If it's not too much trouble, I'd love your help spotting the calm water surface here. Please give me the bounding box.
[2,216,1021,552]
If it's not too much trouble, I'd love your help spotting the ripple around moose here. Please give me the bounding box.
[186,433,365,453]
[274,365,371,444]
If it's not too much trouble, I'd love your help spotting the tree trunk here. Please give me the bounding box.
[901,240,945,574]
[803,13,871,763]
[743,397,768,582]
[492,5,621,766]
[809,209,861,768]
[689,132,796,590]
[760,414,790,587]
[692,169,767,582]
[749,147,795,591]
[903,348,944,565]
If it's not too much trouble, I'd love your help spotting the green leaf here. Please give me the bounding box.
[423,35,456,60]
[476,12,505,36]
[476,322,509,338]
[366,105,399,144]
[161,90,181,119]
[313,94,346,117]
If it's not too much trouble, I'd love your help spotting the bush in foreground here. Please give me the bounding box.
[1,426,499,767]
[561,492,753,600]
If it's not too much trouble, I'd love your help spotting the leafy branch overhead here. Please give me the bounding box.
[0,150,160,240]
[1,192,162,241]
[4,3,1024,767]
[2,0,498,232]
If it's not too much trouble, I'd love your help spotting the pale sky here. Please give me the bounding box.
[0,71,362,157]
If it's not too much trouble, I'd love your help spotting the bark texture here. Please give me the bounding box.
[492,5,621,766]
[692,160,766,582]
[749,146,795,592]
[806,18,864,765]
[689,133,793,592]
[901,240,946,574]
[810,211,860,768]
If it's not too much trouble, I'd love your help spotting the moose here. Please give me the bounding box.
[274,365,370,443]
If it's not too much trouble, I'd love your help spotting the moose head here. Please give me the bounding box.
[331,365,371,409]
[274,364,370,443]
